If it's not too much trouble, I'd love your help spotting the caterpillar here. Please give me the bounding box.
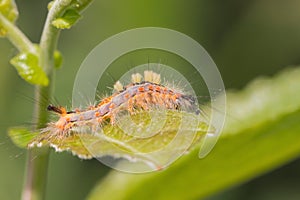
[27,70,206,168]
[35,70,199,138]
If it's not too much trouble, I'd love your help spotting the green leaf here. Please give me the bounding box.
[10,52,49,86]
[52,9,81,29]
[0,0,18,36]
[8,127,39,148]
[87,67,300,200]
[28,133,93,159]
[27,110,209,169]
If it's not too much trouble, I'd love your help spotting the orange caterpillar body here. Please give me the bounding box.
[39,71,199,139]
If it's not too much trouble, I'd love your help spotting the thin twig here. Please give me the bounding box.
[0,12,35,53]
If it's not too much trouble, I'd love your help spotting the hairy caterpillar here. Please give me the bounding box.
[30,70,199,142]
[27,70,207,170]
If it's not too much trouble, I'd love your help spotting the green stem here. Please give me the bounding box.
[22,1,73,200]
[0,12,35,53]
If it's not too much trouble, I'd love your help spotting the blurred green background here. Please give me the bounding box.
[1,0,300,199]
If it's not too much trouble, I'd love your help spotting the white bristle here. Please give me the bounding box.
[144,70,153,82]
[152,72,161,84]
[114,81,124,92]
[37,142,43,147]
[131,73,142,83]
[28,143,35,148]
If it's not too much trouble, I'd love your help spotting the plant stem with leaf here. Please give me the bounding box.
[1,0,93,199]
[22,1,72,200]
